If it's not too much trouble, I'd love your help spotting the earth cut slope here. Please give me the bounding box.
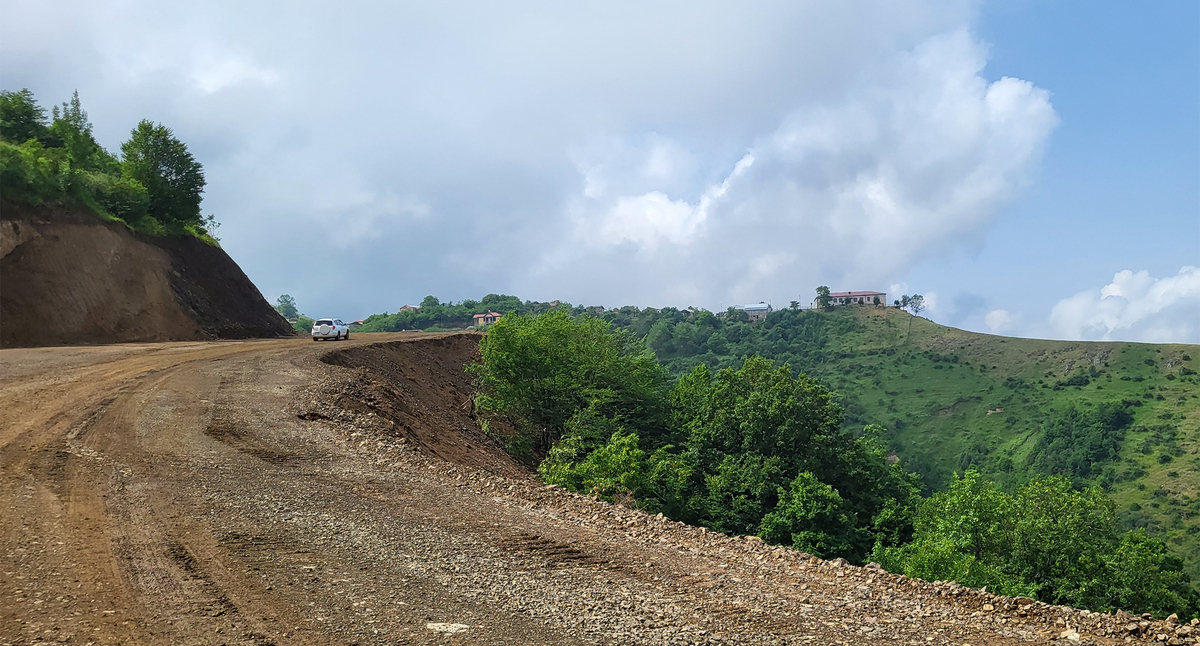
[0,199,293,347]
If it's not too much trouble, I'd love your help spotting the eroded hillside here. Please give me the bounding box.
[0,199,293,347]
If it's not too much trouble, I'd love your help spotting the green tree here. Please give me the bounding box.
[815,286,832,311]
[1028,402,1133,482]
[698,452,786,535]
[50,91,117,173]
[274,294,299,320]
[1008,476,1118,602]
[876,470,1200,618]
[470,310,669,457]
[120,120,205,226]
[0,89,215,241]
[904,294,925,316]
[0,89,52,144]
[541,429,648,501]
[672,359,920,560]
[539,424,692,517]
[0,139,69,202]
[899,294,925,344]
[759,472,861,558]
[1094,530,1199,619]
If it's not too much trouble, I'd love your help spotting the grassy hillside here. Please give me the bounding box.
[601,306,1200,579]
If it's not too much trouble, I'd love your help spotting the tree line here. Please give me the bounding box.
[0,88,214,241]
[356,294,581,332]
[469,310,1200,619]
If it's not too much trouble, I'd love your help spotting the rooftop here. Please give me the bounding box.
[829,291,886,297]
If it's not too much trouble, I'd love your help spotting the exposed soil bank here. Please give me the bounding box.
[318,332,528,477]
[0,200,293,347]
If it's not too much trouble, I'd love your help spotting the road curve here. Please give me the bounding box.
[1,334,1131,645]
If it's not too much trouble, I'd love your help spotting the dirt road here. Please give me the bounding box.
[1,334,1155,645]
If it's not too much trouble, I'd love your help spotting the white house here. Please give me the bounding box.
[815,291,887,308]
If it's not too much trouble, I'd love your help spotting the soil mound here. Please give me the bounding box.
[0,200,293,347]
[318,333,528,477]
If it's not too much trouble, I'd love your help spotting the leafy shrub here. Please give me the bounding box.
[759,472,862,558]
[874,471,1200,618]
[470,310,668,458]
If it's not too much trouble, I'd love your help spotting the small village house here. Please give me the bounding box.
[473,311,502,327]
[814,291,888,308]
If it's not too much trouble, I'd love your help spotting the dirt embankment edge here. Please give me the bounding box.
[313,332,530,478]
[0,199,294,347]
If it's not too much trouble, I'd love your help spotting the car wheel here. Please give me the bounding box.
[344,331,350,340]
[312,336,318,342]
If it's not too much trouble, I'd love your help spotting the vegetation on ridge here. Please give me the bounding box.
[0,88,217,242]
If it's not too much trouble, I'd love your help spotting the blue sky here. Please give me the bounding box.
[905,1,1199,339]
[2,1,1197,342]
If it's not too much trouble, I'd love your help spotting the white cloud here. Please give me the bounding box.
[984,309,1016,333]
[533,29,1058,306]
[921,291,940,315]
[1048,266,1200,343]
[192,54,279,94]
[581,153,754,252]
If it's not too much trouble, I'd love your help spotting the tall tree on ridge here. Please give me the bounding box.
[121,120,205,226]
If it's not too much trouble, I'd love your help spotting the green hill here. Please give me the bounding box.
[597,305,1200,579]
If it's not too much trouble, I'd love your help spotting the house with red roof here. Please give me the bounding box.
[473,311,502,327]
[813,291,887,308]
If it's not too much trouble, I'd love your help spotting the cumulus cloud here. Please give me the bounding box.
[1048,266,1200,342]
[985,309,1016,333]
[581,153,754,252]
[535,30,1058,306]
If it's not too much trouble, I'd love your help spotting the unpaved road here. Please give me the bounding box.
[1,334,1163,645]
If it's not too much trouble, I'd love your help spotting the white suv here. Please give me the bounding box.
[311,318,350,341]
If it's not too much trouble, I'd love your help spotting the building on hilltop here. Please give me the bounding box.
[473,311,502,327]
[814,291,888,308]
[736,302,772,321]
[398,304,420,312]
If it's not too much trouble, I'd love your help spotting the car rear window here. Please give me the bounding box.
[315,319,333,325]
